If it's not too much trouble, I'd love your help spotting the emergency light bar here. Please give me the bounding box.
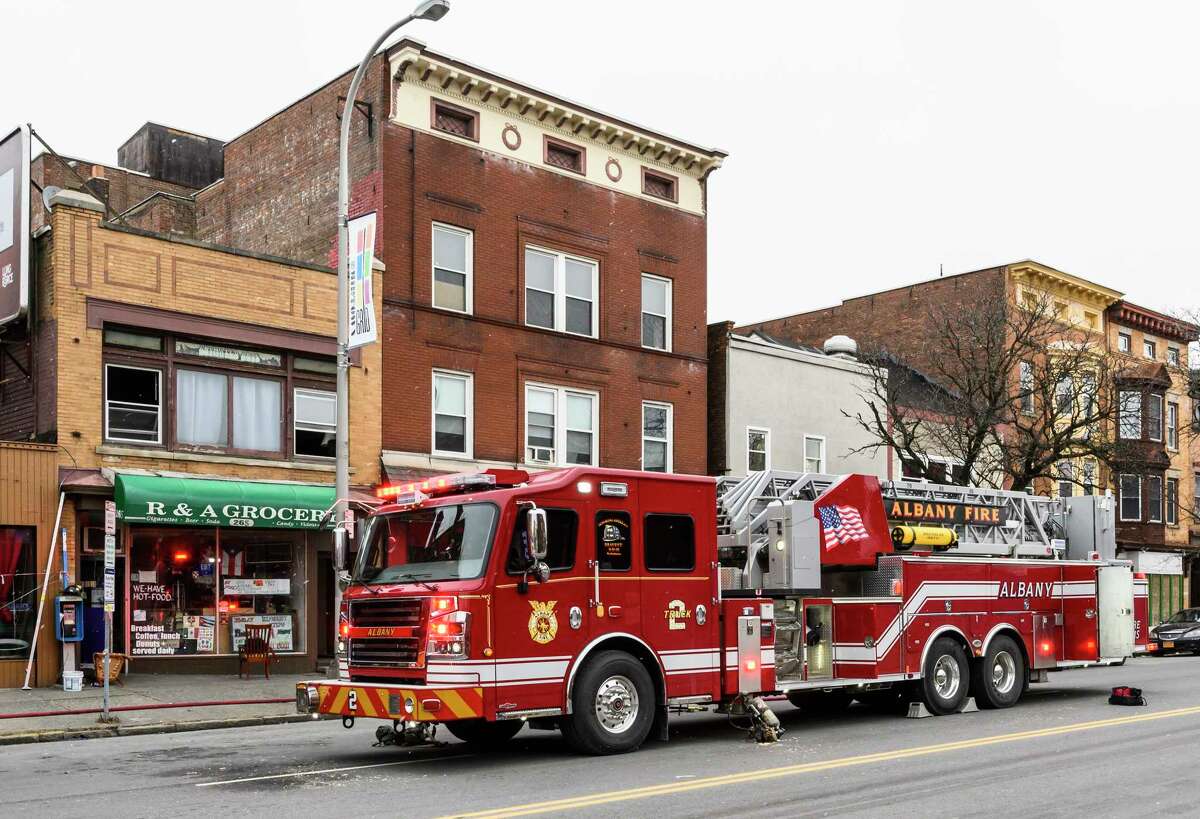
[375,469,530,501]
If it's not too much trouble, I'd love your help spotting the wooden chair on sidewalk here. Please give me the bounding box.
[238,623,277,679]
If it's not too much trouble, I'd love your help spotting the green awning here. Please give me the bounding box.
[114,475,335,530]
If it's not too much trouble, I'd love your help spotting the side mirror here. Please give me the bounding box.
[333,528,347,574]
[526,508,549,562]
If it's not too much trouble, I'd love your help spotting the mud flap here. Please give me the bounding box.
[653,700,670,741]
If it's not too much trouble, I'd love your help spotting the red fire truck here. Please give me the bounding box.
[296,467,1147,755]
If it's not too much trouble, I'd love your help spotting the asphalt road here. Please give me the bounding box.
[6,656,1200,818]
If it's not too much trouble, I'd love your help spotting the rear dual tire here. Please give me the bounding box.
[970,635,1025,709]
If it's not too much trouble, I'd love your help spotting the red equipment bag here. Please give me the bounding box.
[1108,686,1146,706]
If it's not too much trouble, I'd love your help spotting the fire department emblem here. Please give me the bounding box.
[528,600,559,644]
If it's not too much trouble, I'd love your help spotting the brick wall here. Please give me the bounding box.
[30,155,197,234]
[378,122,709,474]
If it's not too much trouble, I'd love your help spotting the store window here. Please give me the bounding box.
[128,528,306,656]
[0,527,36,660]
[102,327,334,460]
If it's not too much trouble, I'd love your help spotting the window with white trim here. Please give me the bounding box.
[641,275,671,351]
[1168,346,1181,366]
[1147,394,1163,442]
[1056,462,1074,498]
[1144,339,1157,359]
[524,247,598,338]
[1119,474,1141,521]
[641,401,672,473]
[803,435,826,473]
[432,223,472,313]
[747,427,770,472]
[525,384,597,466]
[1117,332,1131,353]
[1119,391,1142,439]
[1167,401,1178,449]
[1166,477,1179,526]
[1146,475,1163,523]
[1082,459,1096,496]
[1019,361,1034,414]
[105,364,162,444]
[294,388,335,458]
[432,370,473,458]
[1055,375,1073,414]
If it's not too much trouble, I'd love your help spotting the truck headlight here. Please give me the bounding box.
[426,610,470,658]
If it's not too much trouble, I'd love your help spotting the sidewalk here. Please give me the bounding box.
[0,671,324,745]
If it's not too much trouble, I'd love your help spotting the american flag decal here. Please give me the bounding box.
[818,505,869,547]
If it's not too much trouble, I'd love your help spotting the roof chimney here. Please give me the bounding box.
[823,335,858,360]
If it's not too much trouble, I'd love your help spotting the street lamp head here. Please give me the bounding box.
[412,0,450,21]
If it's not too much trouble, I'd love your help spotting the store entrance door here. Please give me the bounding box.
[80,555,126,664]
[317,553,334,659]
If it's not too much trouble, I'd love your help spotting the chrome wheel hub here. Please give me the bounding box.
[991,650,1017,695]
[932,655,961,700]
[594,674,639,734]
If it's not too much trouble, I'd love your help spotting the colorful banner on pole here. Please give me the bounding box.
[347,211,377,349]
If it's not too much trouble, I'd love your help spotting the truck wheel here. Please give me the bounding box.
[920,637,970,715]
[787,689,853,713]
[970,635,1025,709]
[444,718,524,748]
[561,651,655,755]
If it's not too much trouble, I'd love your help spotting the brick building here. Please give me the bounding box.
[190,40,726,479]
[0,187,381,684]
[739,259,1198,620]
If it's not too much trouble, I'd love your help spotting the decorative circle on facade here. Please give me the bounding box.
[501,124,522,150]
[605,157,622,182]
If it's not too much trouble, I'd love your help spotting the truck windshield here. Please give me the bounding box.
[354,503,498,584]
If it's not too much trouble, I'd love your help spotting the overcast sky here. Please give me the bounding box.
[5,1,1198,325]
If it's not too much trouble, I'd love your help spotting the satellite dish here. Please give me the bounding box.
[42,185,62,211]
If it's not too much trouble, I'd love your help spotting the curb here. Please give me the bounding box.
[0,712,323,746]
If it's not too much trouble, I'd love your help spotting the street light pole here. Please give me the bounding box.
[335,0,450,653]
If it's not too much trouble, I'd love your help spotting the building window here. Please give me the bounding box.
[104,327,162,352]
[1083,311,1098,331]
[804,435,826,473]
[430,97,479,141]
[747,427,770,472]
[432,371,472,458]
[543,136,585,175]
[1144,340,1156,359]
[105,364,162,444]
[1019,361,1034,414]
[644,514,695,571]
[294,388,335,459]
[1146,476,1163,523]
[1166,477,1179,526]
[1147,394,1163,442]
[432,223,472,313]
[1055,375,1073,414]
[1056,462,1074,498]
[524,246,598,337]
[641,274,672,351]
[1119,474,1141,521]
[1167,402,1179,449]
[1119,391,1142,439]
[525,384,597,466]
[641,401,672,473]
[1167,346,1180,366]
[0,527,36,660]
[103,330,333,460]
[641,167,678,203]
[1117,332,1131,353]
[1082,460,1096,495]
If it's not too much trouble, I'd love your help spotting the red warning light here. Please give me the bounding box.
[172,550,190,564]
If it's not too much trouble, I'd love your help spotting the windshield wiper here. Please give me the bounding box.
[389,572,439,591]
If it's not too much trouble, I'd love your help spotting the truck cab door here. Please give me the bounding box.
[491,502,589,718]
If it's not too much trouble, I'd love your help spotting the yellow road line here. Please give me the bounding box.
[442,704,1200,818]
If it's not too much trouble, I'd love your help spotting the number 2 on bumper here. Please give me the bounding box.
[347,690,358,711]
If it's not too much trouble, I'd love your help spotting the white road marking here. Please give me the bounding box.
[194,752,475,787]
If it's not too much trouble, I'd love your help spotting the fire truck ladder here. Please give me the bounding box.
[716,472,1068,569]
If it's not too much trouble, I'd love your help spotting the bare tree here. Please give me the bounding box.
[846,289,1127,490]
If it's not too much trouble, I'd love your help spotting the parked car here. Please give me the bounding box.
[1148,609,1200,656]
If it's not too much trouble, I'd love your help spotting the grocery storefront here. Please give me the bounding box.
[110,474,335,673]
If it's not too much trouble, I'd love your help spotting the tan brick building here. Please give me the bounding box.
[0,189,380,682]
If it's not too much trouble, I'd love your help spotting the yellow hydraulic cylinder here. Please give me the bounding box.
[891,525,957,550]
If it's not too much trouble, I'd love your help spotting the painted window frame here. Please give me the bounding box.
[542,135,586,175]
[432,369,474,460]
[1166,401,1179,450]
[523,382,599,467]
[293,386,336,460]
[1147,394,1163,442]
[1117,331,1131,353]
[104,362,163,445]
[641,166,679,203]
[523,244,599,339]
[1167,346,1181,366]
[640,273,672,352]
[746,426,771,473]
[1146,475,1163,523]
[803,434,826,474]
[1166,477,1179,526]
[1119,474,1141,522]
[640,400,673,473]
[1019,360,1034,414]
[429,96,480,142]
[431,222,474,315]
[1143,339,1157,360]
[1119,391,1142,439]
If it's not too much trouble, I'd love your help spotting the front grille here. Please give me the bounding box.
[349,637,421,668]
[351,597,422,627]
